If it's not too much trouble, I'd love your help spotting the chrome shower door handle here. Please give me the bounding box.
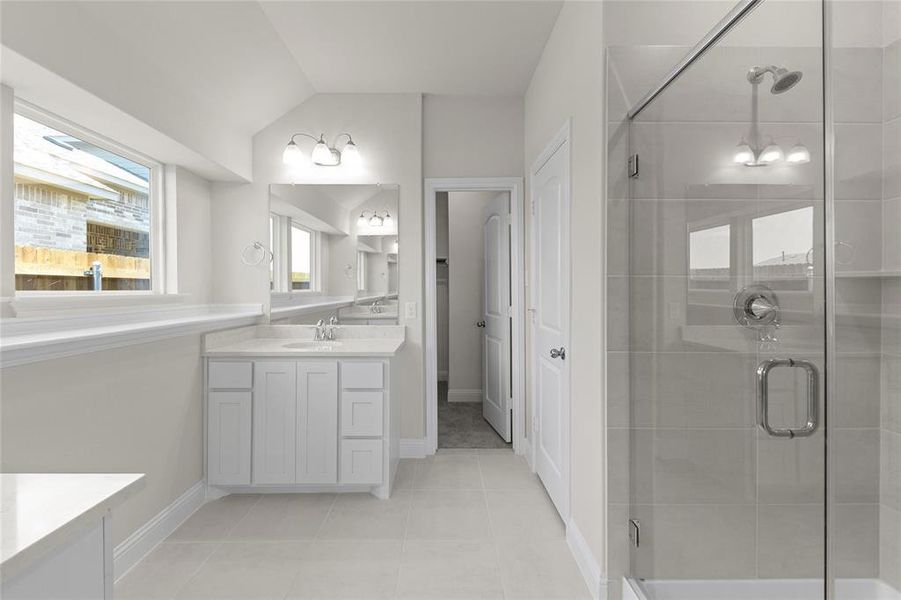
[756,358,819,439]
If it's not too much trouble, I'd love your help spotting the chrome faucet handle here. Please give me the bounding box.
[314,319,325,341]
[329,316,339,325]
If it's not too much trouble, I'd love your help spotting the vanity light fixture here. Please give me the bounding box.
[357,210,393,228]
[733,137,807,167]
[282,132,361,167]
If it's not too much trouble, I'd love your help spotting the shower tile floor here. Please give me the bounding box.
[437,381,511,449]
[116,452,588,599]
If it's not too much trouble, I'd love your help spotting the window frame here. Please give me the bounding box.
[269,213,321,294]
[12,100,167,297]
[288,220,318,293]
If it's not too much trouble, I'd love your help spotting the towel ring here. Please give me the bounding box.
[241,241,273,266]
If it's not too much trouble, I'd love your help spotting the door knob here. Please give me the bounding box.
[476,321,486,328]
[550,347,566,360]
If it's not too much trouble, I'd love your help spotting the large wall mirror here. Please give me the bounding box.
[268,184,399,324]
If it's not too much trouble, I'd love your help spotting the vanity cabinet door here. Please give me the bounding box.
[253,362,297,484]
[296,361,339,484]
[208,391,252,486]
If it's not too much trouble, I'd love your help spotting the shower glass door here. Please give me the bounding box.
[623,1,827,597]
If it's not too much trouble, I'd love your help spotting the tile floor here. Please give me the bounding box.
[116,450,589,600]
[437,382,512,449]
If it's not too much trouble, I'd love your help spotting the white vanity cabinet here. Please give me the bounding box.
[206,357,394,496]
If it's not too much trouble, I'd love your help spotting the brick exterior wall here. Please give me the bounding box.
[15,182,150,254]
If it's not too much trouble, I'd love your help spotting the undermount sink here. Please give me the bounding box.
[282,340,343,350]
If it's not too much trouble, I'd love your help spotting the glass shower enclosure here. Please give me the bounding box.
[606,0,899,599]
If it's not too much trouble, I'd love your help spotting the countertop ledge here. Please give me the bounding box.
[204,324,405,358]
[1,473,145,581]
[0,305,264,368]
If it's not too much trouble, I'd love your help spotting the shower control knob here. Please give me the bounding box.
[748,296,777,321]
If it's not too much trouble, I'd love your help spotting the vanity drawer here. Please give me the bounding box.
[341,361,384,389]
[341,391,383,437]
[340,439,383,484]
[209,361,253,389]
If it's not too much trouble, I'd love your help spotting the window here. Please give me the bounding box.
[13,108,161,292]
[290,223,312,291]
[268,213,318,293]
[752,207,814,289]
[689,224,731,289]
[357,251,367,292]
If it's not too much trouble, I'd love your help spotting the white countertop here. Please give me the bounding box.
[203,324,406,358]
[1,473,145,580]
[204,337,404,357]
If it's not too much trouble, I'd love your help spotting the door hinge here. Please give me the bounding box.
[629,518,641,548]
[628,154,639,178]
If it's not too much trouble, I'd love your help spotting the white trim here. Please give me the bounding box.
[566,518,607,600]
[447,388,482,403]
[269,296,354,321]
[399,438,430,459]
[1,304,263,367]
[424,177,526,456]
[113,481,205,582]
[529,120,572,518]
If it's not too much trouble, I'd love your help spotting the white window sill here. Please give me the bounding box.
[0,304,264,368]
[9,292,189,319]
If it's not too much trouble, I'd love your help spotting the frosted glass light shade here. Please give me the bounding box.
[341,141,361,167]
[734,142,755,165]
[382,213,393,229]
[282,141,304,167]
[357,214,367,228]
[311,140,334,165]
[786,143,810,164]
[758,143,784,164]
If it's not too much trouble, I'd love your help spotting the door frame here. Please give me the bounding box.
[528,120,571,513]
[424,177,526,455]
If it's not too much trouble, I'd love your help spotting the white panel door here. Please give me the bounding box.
[208,391,252,486]
[482,192,512,442]
[296,361,338,484]
[531,135,570,520]
[253,361,296,484]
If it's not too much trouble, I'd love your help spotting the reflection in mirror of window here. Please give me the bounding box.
[752,206,813,290]
[689,224,731,289]
[13,113,154,291]
[357,251,367,292]
[290,224,312,291]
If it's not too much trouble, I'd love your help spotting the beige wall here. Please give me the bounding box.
[0,335,206,546]
[524,0,607,583]
[423,94,524,178]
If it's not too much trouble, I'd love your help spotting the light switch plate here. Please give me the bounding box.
[404,302,416,319]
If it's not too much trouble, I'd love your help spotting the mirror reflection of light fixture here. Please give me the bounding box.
[757,141,784,165]
[786,142,811,164]
[282,132,361,167]
[733,139,755,165]
[357,210,393,229]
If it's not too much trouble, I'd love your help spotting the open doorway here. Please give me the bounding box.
[424,178,525,456]
[436,190,511,449]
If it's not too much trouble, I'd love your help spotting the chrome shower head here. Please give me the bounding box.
[747,65,803,94]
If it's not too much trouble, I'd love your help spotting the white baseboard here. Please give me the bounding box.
[447,388,482,403]
[518,436,534,471]
[566,518,607,600]
[113,481,205,582]
[399,438,430,458]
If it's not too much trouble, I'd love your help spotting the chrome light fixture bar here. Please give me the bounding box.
[283,132,361,167]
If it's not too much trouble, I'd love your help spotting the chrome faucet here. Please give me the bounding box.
[370,300,383,315]
[314,317,339,341]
